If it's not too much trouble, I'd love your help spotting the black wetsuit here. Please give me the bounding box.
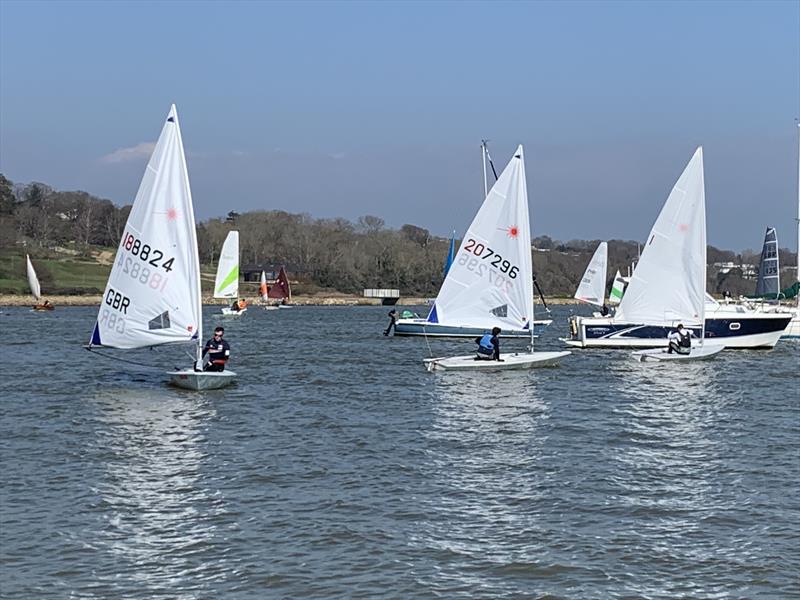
[202,337,231,371]
[384,310,397,336]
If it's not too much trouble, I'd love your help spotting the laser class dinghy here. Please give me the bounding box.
[87,105,236,390]
[424,145,570,372]
[395,141,551,338]
[626,147,724,362]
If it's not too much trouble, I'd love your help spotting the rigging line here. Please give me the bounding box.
[422,325,434,358]
[485,142,499,181]
[84,346,176,372]
[533,274,550,313]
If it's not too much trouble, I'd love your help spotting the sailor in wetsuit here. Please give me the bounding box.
[475,327,503,361]
[202,326,231,371]
[667,324,692,355]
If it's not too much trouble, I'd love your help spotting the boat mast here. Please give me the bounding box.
[481,140,488,198]
[173,105,204,362]
[796,122,799,309]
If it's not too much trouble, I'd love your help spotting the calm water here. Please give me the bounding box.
[1,305,798,599]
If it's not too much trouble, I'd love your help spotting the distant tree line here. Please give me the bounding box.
[1,174,796,297]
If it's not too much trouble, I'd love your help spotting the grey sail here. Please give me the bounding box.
[754,227,780,298]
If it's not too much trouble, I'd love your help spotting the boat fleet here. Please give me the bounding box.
[19,106,800,388]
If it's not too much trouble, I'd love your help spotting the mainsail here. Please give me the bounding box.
[754,227,780,298]
[608,269,625,305]
[616,147,706,327]
[90,105,202,350]
[259,270,269,301]
[427,145,534,332]
[574,242,607,307]
[443,231,456,278]
[26,255,41,301]
[267,266,291,300]
[214,231,240,298]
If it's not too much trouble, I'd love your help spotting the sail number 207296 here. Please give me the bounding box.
[457,238,519,294]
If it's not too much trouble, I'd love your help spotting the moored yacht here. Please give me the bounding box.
[565,295,790,349]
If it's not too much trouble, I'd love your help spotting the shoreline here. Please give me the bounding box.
[0,294,584,307]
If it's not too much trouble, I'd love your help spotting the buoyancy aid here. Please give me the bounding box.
[678,330,691,348]
[477,334,495,354]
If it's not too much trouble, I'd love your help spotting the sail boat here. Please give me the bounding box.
[573,242,608,309]
[394,142,552,338]
[27,255,54,311]
[626,148,723,361]
[423,146,570,371]
[565,149,790,349]
[215,231,246,316]
[753,227,780,299]
[608,269,625,305]
[269,266,292,307]
[87,105,236,390]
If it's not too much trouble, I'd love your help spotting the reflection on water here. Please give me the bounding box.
[606,358,772,597]
[415,374,553,590]
[0,306,797,598]
[89,390,224,597]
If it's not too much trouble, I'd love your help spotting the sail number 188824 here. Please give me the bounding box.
[123,233,175,272]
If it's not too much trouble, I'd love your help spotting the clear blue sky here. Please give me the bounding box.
[1,0,798,251]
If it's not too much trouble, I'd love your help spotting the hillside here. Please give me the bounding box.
[1,175,796,299]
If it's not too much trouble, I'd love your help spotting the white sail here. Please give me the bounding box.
[214,231,239,298]
[428,145,534,332]
[616,147,706,327]
[259,270,269,301]
[608,269,625,305]
[26,254,41,301]
[574,242,607,306]
[90,105,203,350]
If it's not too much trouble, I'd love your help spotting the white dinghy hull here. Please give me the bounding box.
[632,345,723,363]
[221,307,247,316]
[168,369,237,390]
[424,351,571,372]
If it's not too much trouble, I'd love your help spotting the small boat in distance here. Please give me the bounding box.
[268,266,292,307]
[216,231,247,316]
[574,241,608,312]
[423,145,570,371]
[86,104,236,390]
[27,255,54,311]
[259,270,278,310]
[608,269,625,306]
